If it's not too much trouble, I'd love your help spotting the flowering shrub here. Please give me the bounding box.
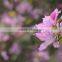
[0,0,62,62]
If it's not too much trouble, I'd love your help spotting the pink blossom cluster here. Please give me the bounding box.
[0,14,23,60]
[34,9,62,60]
[1,0,62,61]
[0,0,41,61]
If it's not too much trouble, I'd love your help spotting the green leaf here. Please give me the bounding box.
[11,55,18,62]
[31,36,41,45]
[58,35,62,44]
[50,0,56,4]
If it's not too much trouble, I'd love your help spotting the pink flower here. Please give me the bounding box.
[53,41,60,48]
[34,9,61,51]
[1,14,17,26]
[30,9,41,19]
[43,16,55,26]
[50,8,61,21]
[43,9,61,26]
[35,23,52,41]
[9,43,21,55]
[0,32,9,42]
[34,51,50,60]
[2,35,9,42]
[35,23,56,51]
[38,36,55,51]
[38,51,50,60]
[3,0,13,10]
[16,15,25,26]
[1,51,9,60]
[16,2,32,14]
